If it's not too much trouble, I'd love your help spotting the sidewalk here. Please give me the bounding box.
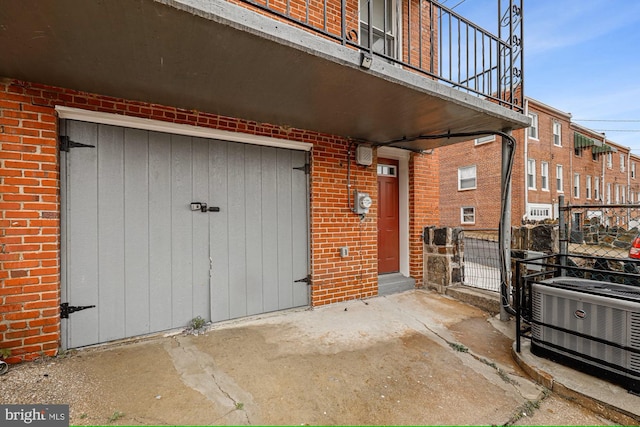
[1,289,636,425]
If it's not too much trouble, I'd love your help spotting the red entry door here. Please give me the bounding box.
[377,158,400,274]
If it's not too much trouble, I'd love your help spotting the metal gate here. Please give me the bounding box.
[61,120,309,348]
[462,229,500,292]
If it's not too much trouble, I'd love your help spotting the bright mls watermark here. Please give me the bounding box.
[1,405,69,427]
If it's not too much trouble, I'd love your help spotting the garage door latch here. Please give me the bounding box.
[60,302,96,319]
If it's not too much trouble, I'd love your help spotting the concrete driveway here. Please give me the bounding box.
[0,290,618,425]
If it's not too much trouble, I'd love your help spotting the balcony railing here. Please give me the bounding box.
[237,0,524,113]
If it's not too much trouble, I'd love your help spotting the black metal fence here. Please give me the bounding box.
[462,229,500,292]
[239,0,524,112]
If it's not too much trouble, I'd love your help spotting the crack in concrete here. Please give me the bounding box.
[208,372,251,425]
[165,337,256,425]
[403,310,542,402]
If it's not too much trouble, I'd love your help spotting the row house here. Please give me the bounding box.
[0,1,527,361]
[438,96,639,228]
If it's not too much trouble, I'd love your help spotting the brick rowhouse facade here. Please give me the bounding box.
[438,97,640,228]
[0,79,439,361]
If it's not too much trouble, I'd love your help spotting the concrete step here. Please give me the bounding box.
[378,273,415,296]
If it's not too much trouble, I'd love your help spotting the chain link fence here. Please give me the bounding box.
[462,229,500,292]
[560,202,640,259]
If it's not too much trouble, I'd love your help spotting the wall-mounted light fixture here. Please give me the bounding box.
[360,52,372,69]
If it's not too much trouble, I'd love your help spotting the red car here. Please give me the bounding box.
[630,235,640,259]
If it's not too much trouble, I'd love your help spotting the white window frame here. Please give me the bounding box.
[474,135,495,145]
[553,121,562,146]
[622,185,626,204]
[528,203,552,221]
[527,159,536,189]
[607,152,612,169]
[528,113,539,140]
[615,184,620,204]
[573,173,580,199]
[632,162,636,179]
[620,154,626,173]
[458,165,477,191]
[585,175,592,199]
[540,161,549,191]
[461,207,475,224]
[359,0,400,59]
[594,176,600,201]
[556,164,563,193]
[607,183,612,204]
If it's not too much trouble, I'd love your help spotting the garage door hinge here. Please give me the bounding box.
[59,136,96,152]
[293,163,310,174]
[60,302,96,319]
[294,275,311,285]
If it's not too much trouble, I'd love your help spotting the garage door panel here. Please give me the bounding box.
[227,142,248,319]
[277,150,294,309]
[192,138,211,320]
[123,128,151,336]
[63,121,309,348]
[170,135,195,327]
[66,120,100,348]
[97,124,126,343]
[209,141,230,322]
[148,132,173,332]
[292,150,310,306]
[260,147,279,312]
[245,144,264,316]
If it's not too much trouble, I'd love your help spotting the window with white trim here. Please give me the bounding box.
[586,175,592,199]
[474,135,495,145]
[622,185,626,204]
[594,177,600,201]
[620,154,626,172]
[528,113,538,139]
[553,121,562,146]
[607,183,612,204]
[556,164,563,192]
[458,165,477,190]
[461,207,475,224]
[607,152,612,169]
[632,162,636,179]
[615,184,620,204]
[377,164,397,176]
[527,159,536,189]
[528,203,552,220]
[573,173,580,199]
[359,0,398,58]
[540,161,549,190]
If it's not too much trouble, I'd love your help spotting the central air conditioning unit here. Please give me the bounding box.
[531,277,640,393]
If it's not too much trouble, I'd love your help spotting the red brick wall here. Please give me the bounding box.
[1,78,438,360]
[310,143,378,306]
[525,104,572,210]
[0,80,60,363]
[438,137,505,229]
[409,150,440,285]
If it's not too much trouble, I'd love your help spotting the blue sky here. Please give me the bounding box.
[447,0,640,153]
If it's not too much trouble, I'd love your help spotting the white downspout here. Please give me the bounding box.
[602,134,606,204]
[524,98,529,220]
[627,148,631,202]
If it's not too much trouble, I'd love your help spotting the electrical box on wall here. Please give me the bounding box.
[353,190,372,214]
[356,145,373,166]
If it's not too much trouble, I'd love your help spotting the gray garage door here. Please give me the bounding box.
[60,120,309,349]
